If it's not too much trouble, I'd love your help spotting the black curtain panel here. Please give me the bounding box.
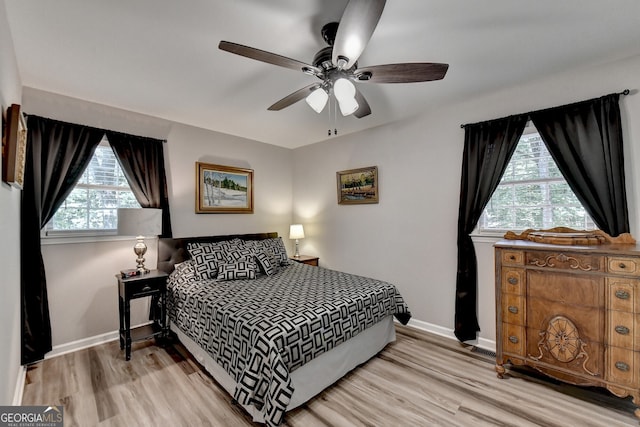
[531,93,630,236]
[106,131,172,237]
[21,116,104,364]
[455,115,528,342]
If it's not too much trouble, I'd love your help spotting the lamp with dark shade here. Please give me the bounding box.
[289,224,305,258]
[117,208,162,273]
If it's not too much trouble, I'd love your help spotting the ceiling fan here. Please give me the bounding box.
[218,0,448,119]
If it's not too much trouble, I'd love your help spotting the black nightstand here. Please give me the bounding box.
[116,269,168,360]
[289,255,319,266]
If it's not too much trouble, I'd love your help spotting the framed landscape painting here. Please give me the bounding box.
[2,104,27,189]
[195,162,253,213]
[337,166,379,205]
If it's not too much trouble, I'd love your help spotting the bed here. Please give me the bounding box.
[158,232,411,426]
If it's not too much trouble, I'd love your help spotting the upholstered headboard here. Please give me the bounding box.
[157,232,278,274]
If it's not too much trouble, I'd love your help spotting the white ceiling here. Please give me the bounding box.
[5,0,640,149]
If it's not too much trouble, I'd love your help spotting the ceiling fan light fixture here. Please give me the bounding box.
[305,87,329,113]
[338,97,359,116]
[334,78,358,116]
[333,78,356,101]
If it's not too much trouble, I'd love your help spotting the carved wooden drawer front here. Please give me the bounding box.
[502,250,524,265]
[608,257,640,276]
[606,347,639,387]
[607,279,638,312]
[607,310,639,351]
[502,323,525,356]
[501,293,525,326]
[501,269,524,295]
[526,251,604,272]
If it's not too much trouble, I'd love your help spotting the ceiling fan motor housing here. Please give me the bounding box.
[313,47,334,71]
[321,22,339,46]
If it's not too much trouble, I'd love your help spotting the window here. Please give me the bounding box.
[43,138,140,236]
[478,124,596,233]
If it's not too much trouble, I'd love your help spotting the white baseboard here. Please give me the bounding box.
[476,337,497,353]
[405,318,496,353]
[12,365,26,406]
[45,330,119,360]
[45,321,153,360]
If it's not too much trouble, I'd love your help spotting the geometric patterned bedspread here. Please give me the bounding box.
[167,262,411,426]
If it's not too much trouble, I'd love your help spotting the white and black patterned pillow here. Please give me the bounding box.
[254,249,280,276]
[187,242,227,280]
[225,247,255,261]
[262,237,290,266]
[174,259,196,279]
[242,239,262,251]
[225,247,262,273]
[227,238,247,249]
[168,259,197,286]
[217,257,256,281]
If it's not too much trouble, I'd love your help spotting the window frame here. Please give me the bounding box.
[41,138,141,242]
[476,123,596,236]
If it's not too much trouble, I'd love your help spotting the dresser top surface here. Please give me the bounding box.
[495,239,640,256]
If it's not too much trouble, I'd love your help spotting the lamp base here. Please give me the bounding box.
[294,239,300,258]
[134,238,149,274]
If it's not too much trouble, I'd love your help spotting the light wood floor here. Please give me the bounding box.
[23,325,639,426]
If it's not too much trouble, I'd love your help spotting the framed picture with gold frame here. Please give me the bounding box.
[195,162,253,213]
[336,166,379,205]
[2,104,27,189]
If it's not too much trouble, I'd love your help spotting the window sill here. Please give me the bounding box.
[469,231,506,244]
[41,234,138,245]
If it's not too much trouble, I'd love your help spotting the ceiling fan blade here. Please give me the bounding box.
[355,63,449,83]
[219,41,322,75]
[353,88,371,118]
[332,0,386,70]
[268,83,321,111]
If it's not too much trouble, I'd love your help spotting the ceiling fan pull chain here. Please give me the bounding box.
[327,95,332,135]
[334,97,338,136]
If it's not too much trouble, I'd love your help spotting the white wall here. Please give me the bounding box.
[165,123,292,238]
[293,53,640,347]
[16,50,640,357]
[23,89,293,349]
[292,112,463,332]
[0,0,23,404]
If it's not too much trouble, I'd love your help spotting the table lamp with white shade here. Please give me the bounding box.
[117,208,162,273]
[289,224,305,258]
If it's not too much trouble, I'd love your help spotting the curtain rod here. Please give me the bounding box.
[460,89,630,129]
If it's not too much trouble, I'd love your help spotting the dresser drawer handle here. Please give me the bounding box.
[508,306,518,314]
[619,262,627,269]
[615,325,630,335]
[508,336,519,344]
[615,361,630,372]
[615,290,630,300]
[141,285,152,292]
[509,255,516,260]
[507,277,518,285]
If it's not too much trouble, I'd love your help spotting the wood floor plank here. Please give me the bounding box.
[21,325,639,426]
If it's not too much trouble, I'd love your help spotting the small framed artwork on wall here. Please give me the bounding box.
[2,104,27,189]
[336,166,379,205]
[195,162,254,213]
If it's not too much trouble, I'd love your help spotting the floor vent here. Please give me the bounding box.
[471,346,496,358]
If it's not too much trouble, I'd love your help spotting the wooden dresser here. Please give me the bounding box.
[495,238,640,418]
